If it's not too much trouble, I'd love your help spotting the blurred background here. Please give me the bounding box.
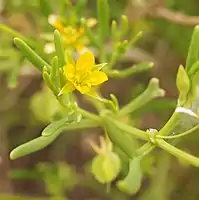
[1,0,199,199]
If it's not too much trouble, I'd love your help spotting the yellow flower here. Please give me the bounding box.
[48,14,85,51]
[59,51,108,95]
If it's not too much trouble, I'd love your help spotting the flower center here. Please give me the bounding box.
[63,26,81,44]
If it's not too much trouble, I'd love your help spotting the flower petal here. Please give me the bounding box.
[75,44,85,52]
[63,64,76,80]
[75,84,91,94]
[58,82,75,96]
[86,87,100,98]
[48,14,64,32]
[89,71,108,85]
[76,51,95,72]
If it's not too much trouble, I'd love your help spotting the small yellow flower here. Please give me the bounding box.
[59,51,108,95]
[48,14,86,51]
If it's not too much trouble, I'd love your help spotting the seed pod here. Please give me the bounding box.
[91,152,121,184]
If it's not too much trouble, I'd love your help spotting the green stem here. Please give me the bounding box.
[42,119,99,137]
[157,123,199,140]
[118,78,165,117]
[57,94,100,122]
[108,118,148,141]
[106,62,154,78]
[158,112,180,136]
[99,47,106,63]
[107,51,119,70]
[79,108,100,121]
[136,142,155,158]
[156,139,199,167]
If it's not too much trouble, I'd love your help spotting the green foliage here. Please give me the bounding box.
[176,65,190,105]
[117,158,142,195]
[2,0,199,199]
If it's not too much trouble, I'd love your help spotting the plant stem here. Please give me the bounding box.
[79,108,100,121]
[136,142,155,158]
[118,78,165,117]
[157,123,199,139]
[156,139,199,167]
[158,112,180,136]
[108,118,148,141]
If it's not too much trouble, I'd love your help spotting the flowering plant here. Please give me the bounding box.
[2,0,199,197]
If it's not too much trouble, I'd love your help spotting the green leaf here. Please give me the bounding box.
[95,63,107,71]
[91,152,121,184]
[41,117,73,137]
[75,0,87,14]
[188,60,199,77]
[111,20,119,42]
[186,25,199,72]
[119,78,165,117]
[0,24,33,45]
[117,158,142,195]
[97,0,110,42]
[102,116,137,158]
[39,0,52,17]
[188,70,199,104]
[10,131,61,160]
[119,15,129,38]
[54,30,65,67]
[110,93,119,111]
[43,67,59,94]
[176,65,190,105]
[14,38,50,70]
[128,31,143,47]
[107,62,154,78]
[8,62,20,88]
[51,56,61,89]
[81,18,100,47]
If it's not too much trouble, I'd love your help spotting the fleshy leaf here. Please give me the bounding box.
[117,158,142,195]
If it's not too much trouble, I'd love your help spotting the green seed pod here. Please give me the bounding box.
[91,152,121,184]
[117,158,142,195]
[102,116,137,159]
